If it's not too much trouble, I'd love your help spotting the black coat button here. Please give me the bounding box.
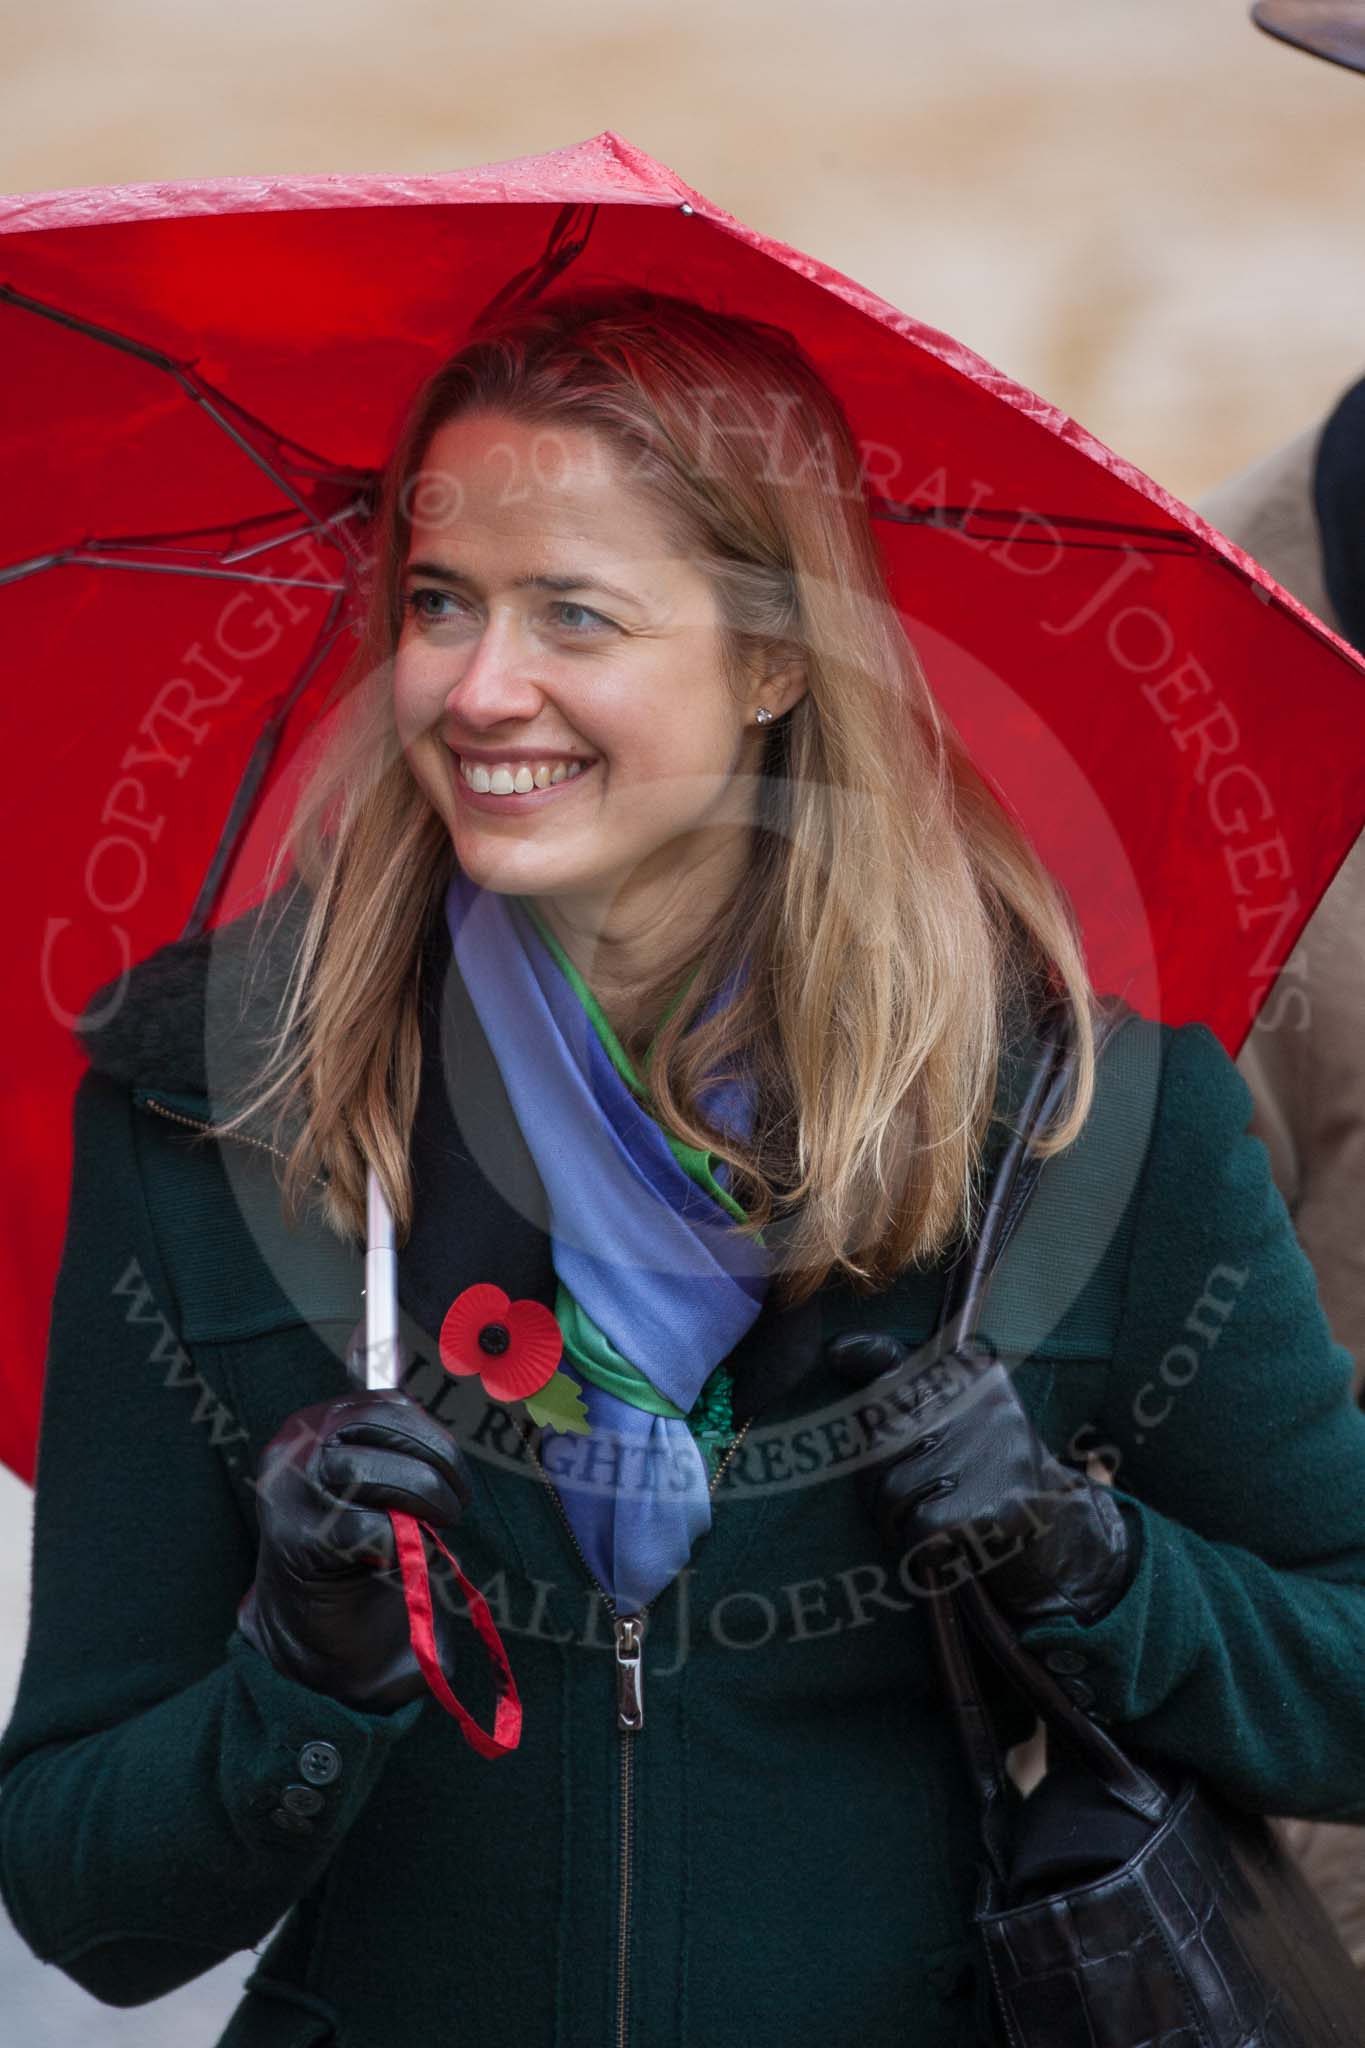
[1060,1676,1097,1710]
[1043,1648,1088,1676]
[281,1783,325,1818]
[298,1740,342,1786]
[268,1806,314,1836]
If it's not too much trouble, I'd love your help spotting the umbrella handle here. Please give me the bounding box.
[365,1167,524,1755]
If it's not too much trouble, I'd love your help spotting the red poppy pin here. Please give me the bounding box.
[439,1284,590,1433]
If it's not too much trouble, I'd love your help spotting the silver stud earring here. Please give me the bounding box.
[754,706,775,726]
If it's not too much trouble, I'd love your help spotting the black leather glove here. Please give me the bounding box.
[236,1388,474,1714]
[825,1330,1135,1627]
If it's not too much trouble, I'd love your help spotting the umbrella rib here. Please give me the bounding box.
[870,498,1203,553]
[0,551,343,591]
[224,500,369,565]
[16,502,357,561]
[0,492,368,592]
[877,501,1200,537]
[1,282,355,534]
[181,587,351,942]
[84,556,346,589]
[177,384,325,531]
[0,280,187,373]
[176,366,377,483]
[470,203,599,325]
[0,551,72,586]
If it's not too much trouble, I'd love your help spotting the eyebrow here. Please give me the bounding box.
[403,559,646,609]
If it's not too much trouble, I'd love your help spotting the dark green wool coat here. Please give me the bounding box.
[4,891,1365,2048]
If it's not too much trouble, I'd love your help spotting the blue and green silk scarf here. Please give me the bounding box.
[445,868,770,1612]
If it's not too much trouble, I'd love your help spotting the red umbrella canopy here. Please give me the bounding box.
[3,130,1363,1483]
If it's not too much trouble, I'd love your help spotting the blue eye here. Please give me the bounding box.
[553,600,614,635]
[404,588,467,627]
[402,589,614,635]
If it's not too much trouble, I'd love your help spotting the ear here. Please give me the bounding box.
[748,645,808,721]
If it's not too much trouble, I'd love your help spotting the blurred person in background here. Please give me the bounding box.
[1194,0,1365,1972]
[1202,2,1365,1407]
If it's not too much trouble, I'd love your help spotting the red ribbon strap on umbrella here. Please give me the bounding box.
[389,1510,522,1759]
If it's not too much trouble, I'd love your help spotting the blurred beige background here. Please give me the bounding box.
[4,0,1364,2038]
[8,0,1365,501]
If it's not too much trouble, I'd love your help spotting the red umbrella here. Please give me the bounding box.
[3,129,1363,1485]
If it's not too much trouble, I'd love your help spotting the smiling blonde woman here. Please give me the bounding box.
[3,287,1365,2048]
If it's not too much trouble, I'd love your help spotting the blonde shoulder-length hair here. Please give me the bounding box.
[210,284,1099,1308]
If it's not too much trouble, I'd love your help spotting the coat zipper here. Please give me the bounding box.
[517,1415,754,2048]
[136,1093,296,1169]
[136,1096,336,1196]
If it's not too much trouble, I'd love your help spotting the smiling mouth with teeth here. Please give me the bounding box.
[458,757,593,795]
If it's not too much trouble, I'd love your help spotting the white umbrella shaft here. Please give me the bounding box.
[364,1166,401,1390]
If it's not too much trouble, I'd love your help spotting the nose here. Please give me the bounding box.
[442,614,545,732]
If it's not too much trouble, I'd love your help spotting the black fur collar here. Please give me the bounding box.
[74,886,313,1116]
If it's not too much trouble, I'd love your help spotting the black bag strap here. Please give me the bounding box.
[926,997,1172,1890]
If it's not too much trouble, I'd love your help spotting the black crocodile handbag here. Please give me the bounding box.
[927,1000,1365,2048]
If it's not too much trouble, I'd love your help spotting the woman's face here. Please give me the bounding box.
[393,411,799,933]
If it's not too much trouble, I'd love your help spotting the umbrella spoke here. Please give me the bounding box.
[0,495,373,593]
[175,369,375,485]
[0,549,345,591]
[223,500,370,565]
[870,497,1205,555]
[177,384,330,531]
[181,586,352,940]
[83,556,346,590]
[1,282,368,536]
[471,202,599,325]
[0,551,70,586]
[0,280,189,375]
